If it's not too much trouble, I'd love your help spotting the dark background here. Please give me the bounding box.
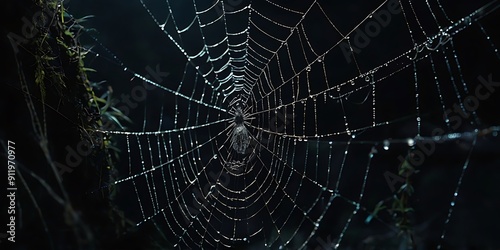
[1,0,500,249]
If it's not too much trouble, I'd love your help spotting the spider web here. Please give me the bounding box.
[84,0,500,248]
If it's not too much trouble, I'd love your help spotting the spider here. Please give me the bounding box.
[228,100,253,155]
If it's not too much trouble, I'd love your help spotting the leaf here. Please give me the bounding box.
[83,67,97,72]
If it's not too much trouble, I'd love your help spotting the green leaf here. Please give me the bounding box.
[83,67,97,72]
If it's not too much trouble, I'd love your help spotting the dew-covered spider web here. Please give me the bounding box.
[79,0,500,248]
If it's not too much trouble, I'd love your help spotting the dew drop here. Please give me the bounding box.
[213,154,218,159]
[383,140,390,150]
[306,65,311,72]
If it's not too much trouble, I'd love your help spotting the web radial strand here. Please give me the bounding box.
[81,0,500,249]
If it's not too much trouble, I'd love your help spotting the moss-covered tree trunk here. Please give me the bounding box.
[0,1,127,249]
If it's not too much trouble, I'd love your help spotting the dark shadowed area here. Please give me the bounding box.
[1,0,500,249]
